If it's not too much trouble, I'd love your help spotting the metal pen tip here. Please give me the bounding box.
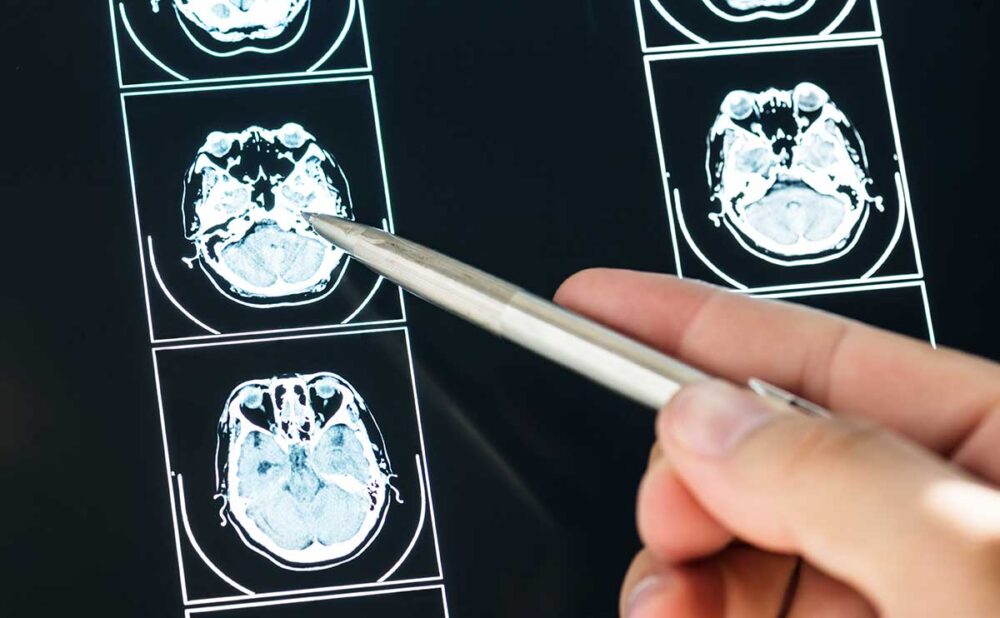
[305,213,371,252]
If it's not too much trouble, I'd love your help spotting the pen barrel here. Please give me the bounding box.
[310,214,710,409]
[498,291,708,409]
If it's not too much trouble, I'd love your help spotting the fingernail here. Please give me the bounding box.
[625,574,671,618]
[662,381,776,457]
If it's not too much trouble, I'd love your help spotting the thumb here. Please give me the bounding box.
[658,380,1000,617]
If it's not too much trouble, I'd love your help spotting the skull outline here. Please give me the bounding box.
[182,122,354,306]
[706,82,882,265]
[215,371,392,570]
[703,0,814,22]
[171,0,310,44]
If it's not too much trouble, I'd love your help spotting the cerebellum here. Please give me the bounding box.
[725,0,798,9]
[172,0,310,43]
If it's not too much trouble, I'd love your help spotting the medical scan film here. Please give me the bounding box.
[95,0,937,614]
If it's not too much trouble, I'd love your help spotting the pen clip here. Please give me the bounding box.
[747,378,832,419]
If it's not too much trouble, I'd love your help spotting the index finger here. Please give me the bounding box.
[554,269,1000,456]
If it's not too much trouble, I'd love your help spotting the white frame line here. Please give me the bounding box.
[441,585,452,618]
[156,324,405,352]
[732,272,923,296]
[118,94,158,343]
[119,74,405,344]
[122,72,372,97]
[358,0,375,77]
[859,171,907,278]
[147,236,221,335]
[118,2,187,81]
[187,577,447,610]
[151,352,192,604]
[369,78,398,235]
[642,55,684,279]
[377,454,429,582]
[918,282,937,347]
[185,584,448,616]
[634,0,883,53]
[151,326,445,605]
[109,0,374,89]
[302,0,357,70]
[673,188,744,289]
[108,0,126,89]
[754,279,923,297]
[644,35,876,61]
[755,280,936,346]
[342,275,386,325]
[402,329,446,577]
[641,39,930,297]
[112,7,449,612]
[634,0,651,52]
[149,318,407,347]
[877,41,925,280]
[869,0,884,40]
[176,474,255,596]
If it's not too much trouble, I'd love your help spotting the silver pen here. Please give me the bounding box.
[307,214,828,415]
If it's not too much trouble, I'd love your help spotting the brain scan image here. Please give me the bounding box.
[706,82,882,264]
[168,0,310,44]
[152,330,438,597]
[183,123,354,306]
[216,372,392,570]
[123,78,402,340]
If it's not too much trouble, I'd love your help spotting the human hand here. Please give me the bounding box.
[555,269,1000,617]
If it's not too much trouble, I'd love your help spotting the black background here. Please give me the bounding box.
[1,1,997,616]
[649,42,918,289]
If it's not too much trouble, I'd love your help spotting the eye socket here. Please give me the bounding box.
[793,82,829,113]
[230,384,272,431]
[238,385,265,410]
[308,376,346,424]
[722,90,756,121]
[204,131,236,158]
[311,376,342,400]
[277,122,308,149]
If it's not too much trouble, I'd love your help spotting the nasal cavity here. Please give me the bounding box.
[229,0,256,12]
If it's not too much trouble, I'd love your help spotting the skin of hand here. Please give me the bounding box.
[554,269,1000,618]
